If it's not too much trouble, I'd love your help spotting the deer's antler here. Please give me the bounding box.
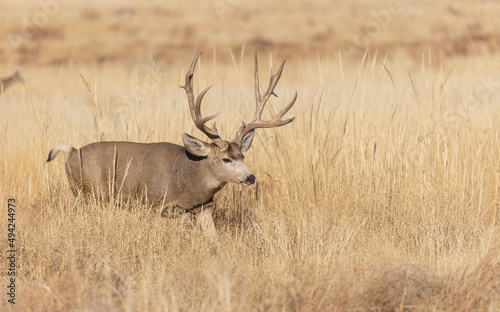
[233,52,297,145]
[180,53,228,151]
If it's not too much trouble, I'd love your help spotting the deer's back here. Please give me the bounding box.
[65,141,188,203]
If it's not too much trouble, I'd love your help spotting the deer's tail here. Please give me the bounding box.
[46,145,76,162]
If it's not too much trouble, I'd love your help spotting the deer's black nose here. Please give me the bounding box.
[246,174,256,185]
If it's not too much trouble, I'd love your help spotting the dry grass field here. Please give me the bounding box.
[1,0,500,311]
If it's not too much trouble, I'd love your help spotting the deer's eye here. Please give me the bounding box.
[222,158,232,163]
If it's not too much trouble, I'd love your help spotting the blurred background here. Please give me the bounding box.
[1,0,498,66]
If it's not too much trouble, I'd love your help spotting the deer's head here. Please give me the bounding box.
[180,53,297,186]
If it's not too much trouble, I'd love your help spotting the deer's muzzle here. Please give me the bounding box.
[243,174,256,185]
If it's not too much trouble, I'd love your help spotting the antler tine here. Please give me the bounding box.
[239,91,297,135]
[253,52,286,121]
[233,53,297,145]
[275,91,297,122]
[180,53,228,151]
[254,51,260,104]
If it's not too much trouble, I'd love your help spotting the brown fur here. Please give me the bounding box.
[49,141,253,208]
[46,139,254,239]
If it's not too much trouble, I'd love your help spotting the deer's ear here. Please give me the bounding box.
[182,133,213,156]
[239,130,255,153]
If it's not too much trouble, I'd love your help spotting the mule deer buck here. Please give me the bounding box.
[0,69,24,95]
[46,52,297,239]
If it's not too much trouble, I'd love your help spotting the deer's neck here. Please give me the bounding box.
[172,155,227,209]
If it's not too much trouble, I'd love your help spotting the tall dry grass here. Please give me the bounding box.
[1,50,499,311]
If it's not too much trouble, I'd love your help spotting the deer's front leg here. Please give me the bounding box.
[195,202,218,243]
